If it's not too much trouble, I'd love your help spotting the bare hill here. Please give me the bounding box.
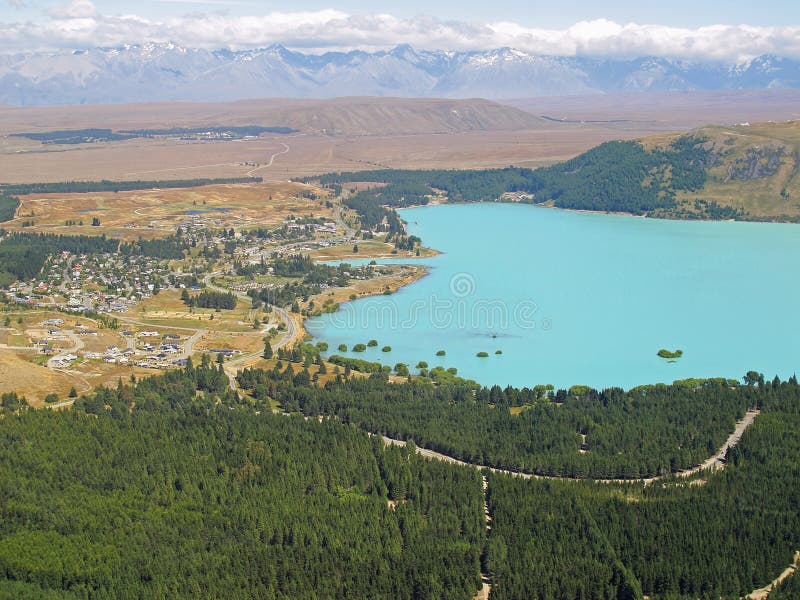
[654,120,800,220]
[505,90,800,132]
[0,97,548,137]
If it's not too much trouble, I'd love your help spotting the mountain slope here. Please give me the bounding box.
[255,97,549,135]
[0,97,548,137]
[2,44,800,106]
[646,121,800,221]
[310,120,800,222]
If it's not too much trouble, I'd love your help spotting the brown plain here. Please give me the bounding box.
[4,92,799,185]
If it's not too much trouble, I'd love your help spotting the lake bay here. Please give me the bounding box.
[307,203,800,389]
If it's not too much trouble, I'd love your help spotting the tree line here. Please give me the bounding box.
[0,232,188,286]
[0,192,20,223]
[182,289,237,310]
[0,177,263,196]
[0,232,120,284]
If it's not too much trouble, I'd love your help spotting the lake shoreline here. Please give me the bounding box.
[400,199,800,225]
[308,202,800,390]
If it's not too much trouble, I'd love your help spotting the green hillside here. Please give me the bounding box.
[311,119,800,223]
[643,120,800,221]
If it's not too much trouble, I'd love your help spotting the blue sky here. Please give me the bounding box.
[3,0,799,27]
[1,0,799,60]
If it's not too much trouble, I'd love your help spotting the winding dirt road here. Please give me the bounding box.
[746,551,800,599]
[247,142,290,177]
[379,409,761,486]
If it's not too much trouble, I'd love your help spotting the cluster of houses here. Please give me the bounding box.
[128,331,190,369]
[50,353,78,369]
[286,221,337,235]
[31,323,193,371]
[7,250,174,314]
[32,318,71,358]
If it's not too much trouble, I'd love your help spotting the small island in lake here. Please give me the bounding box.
[657,348,684,359]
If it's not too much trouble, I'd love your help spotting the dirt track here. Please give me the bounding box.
[746,550,800,599]
[380,409,761,485]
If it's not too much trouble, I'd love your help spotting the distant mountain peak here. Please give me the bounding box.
[1,45,799,106]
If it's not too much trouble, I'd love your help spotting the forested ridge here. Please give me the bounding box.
[306,136,712,223]
[236,368,755,479]
[1,360,798,598]
[486,378,800,599]
[0,359,484,599]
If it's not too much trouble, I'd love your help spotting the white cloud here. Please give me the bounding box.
[6,0,25,8]
[0,8,799,62]
[47,0,97,19]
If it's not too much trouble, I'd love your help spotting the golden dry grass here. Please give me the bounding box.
[647,121,800,219]
[79,330,128,353]
[5,182,331,240]
[195,332,265,354]
[0,310,161,403]
[3,92,800,188]
[309,239,405,260]
[0,350,83,406]
[131,289,254,332]
[0,130,603,184]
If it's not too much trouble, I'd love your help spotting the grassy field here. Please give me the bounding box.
[309,239,401,260]
[644,120,800,219]
[0,351,82,406]
[131,289,256,332]
[195,332,266,354]
[4,182,332,240]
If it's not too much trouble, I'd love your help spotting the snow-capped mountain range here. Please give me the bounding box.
[1,44,799,106]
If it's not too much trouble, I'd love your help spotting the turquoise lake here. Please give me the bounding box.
[306,203,800,390]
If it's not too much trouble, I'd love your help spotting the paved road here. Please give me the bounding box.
[181,329,208,358]
[332,203,357,239]
[220,306,297,391]
[47,330,85,368]
[202,271,298,391]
